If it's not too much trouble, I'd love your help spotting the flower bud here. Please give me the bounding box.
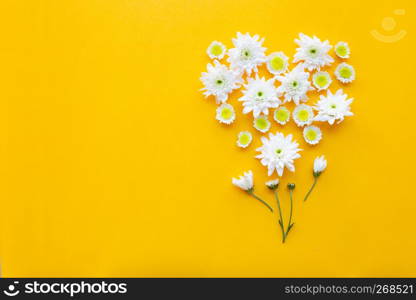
[287,183,295,190]
[232,171,254,191]
[265,179,279,190]
[313,171,321,178]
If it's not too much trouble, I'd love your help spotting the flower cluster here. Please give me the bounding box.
[200,33,354,149]
[200,32,356,243]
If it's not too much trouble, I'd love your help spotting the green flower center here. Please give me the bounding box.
[297,109,309,122]
[315,74,328,87]
[270,56,285,71]
[308,47,319,57]
[216,79,223,85]
[330,104,337,109]
[292,81,298,87]
[339,67,352,79]
[255,118,269,130]
[221,108,233,120]
[239,134,250,145]
[257,91,263,97]
[275,149,282,155]
[336,45,348,57]
[275,109,289,122]
[242,49,251,59]
[210,44,223,56]
[305,129,317,141]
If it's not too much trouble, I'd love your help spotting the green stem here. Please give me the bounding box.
[274,190,286,243]
[248,191,274,213]
[286,189,294,236]
[304,176,318,202]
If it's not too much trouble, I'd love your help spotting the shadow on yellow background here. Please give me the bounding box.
[0,0,415,277]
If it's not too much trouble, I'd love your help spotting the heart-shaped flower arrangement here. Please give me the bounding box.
[200,33,355,243]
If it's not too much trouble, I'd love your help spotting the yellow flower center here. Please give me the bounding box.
[275,109,289,122]
[221,108,232,120]
[210,44,223,56]
[239,134,250,145]
[336,45,348,57]
[270,56,284,71]
[297,109,309,122]
[255,118,268,130]
[339,67,352,79]
[315,74,328,87]
[305,129,317,141]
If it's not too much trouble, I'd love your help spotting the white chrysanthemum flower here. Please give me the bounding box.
[293,104,314,127]
[227,32,266,75]
[293,33,334,71]
[232,170,254,191]
[313,155,327,174]
[216,103,236,124]
[334,41,350,59]
[314,89,353,125]
[256,132,302,176]
[239,75,280,117]
[266,52,289,75]
[276,65,314,105]
[200,60,242,103]
[273,106,290,125]
[207,41,227,60]
[303,125,322,145]
[253,116,271,133]
[312,71,332,91]
[265,179,279,190]
[237,131,253,148]
[335,63,355,83]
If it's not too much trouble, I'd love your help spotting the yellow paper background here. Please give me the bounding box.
[0,0,415,277]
